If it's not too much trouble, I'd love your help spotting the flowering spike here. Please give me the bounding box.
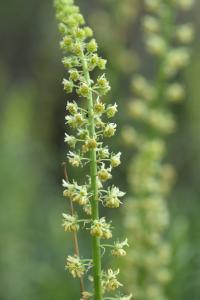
[54,0,127,299]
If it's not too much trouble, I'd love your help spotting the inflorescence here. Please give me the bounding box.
[54,0,130,299]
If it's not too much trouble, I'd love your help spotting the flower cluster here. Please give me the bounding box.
[62,212,79,232]
[122,0,194,299]
[54,0,128,299]
[65,255,86,278]
[102,269,123,293]
[111,239,129,257]
[90,218,112,240]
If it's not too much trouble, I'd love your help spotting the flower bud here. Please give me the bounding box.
[88,54,99,71]
[106,104,118,118]
[63,79,73,93]
[62,180,75,198]
[64,134,77,148]
[103,269,122,292]
[58,23,67,34]
[84,26,93,37]
[103,123,117,138]
[77,128,88,139]
[85,138,98,149]
[103,230,112,239]
[60,36,73,51]
[69,69,80,81]
[98,147,110,159]
[78,83,90,97]
[87,39,98,52]
[62,213,79,232]
[111,248,126,257]
[83,203,92,215]
[75,113,85,125]
[66,101,78,114]
[97,75,111,95]
[62,57,73,69]
[111,239,129,256]
[97,58,107,70]
[72,42,83,56]
[104,186,125,208]
[111,152,121,168]
[68,152,81,167]
[94,100,105,114]
[65,255,85,278]
[90,220,103,237]
[74,13,85,25]
[75,28,85,40]
[66,113,84,128]
[63,35,73,45]
[98,166,112,181]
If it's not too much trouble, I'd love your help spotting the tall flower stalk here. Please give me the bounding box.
[54,1,129,299]
[122,0,194,299]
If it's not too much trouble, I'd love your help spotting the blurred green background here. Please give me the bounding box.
[0,0,200,299]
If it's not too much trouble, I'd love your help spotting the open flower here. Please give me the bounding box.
[111,152,121,168]
[90,217,112,239]
[104,186,125,208]
[62,213,79,232]
[111,239,129,257]
[106,103,118,118]
[65,255,85,278]
[64,133,77,148]
[98,164,112,182]
[68,151,81,167]
[103,123,117,137]
[102,269,123,292]
[62,180,89,206]
[66,101,78,114]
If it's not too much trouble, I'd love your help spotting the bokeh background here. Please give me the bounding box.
[0,0,200,299]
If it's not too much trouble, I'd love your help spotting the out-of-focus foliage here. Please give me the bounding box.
[121,0,194,297]
[88,0,140,74]
[0,0,200,300]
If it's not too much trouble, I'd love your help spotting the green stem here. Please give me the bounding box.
[81,54,103,300]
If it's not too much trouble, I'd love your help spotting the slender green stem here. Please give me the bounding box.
[81,54,103,300]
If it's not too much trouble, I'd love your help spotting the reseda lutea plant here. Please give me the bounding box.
[54,1,130,299]
[122,0,194,299]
